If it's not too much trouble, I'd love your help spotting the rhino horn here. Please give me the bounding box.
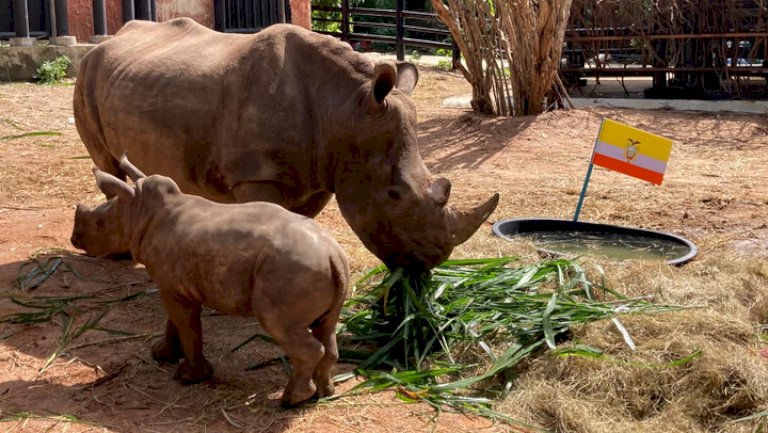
[447,193,500,246]
[118,153,147,182]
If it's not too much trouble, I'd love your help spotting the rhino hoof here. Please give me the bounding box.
[151,340,183,365]
[173,359,214,384]
[279,398,308,409]
[280,383,317,408]
[314,382,335,399]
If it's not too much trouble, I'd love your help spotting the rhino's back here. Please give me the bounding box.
[98,18,261,79]
[75,18,368,202]
[140,194,347,316]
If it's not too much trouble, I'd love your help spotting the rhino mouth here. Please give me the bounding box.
[363,191,500,271]
[70,233,85,250]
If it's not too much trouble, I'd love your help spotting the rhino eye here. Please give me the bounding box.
[387,189,401,201]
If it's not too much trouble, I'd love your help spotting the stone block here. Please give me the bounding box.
[49,36,78,46]
[89,35,113,44]
[9,37,36,47]
[0,44,95,82]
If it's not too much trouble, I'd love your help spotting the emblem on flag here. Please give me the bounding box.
[591,118,673,185]
[624,139,640,161]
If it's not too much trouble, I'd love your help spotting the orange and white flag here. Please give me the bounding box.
[592,118,673,185]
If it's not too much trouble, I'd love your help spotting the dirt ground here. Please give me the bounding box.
[1,68,767,433]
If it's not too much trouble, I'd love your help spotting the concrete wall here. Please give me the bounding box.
[0,44,93,81]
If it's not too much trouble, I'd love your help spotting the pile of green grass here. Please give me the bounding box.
[333,257,688,421]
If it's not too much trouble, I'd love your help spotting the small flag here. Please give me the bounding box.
[592,118,673,185]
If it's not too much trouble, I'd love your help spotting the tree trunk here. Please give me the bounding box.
[430,0,573,116]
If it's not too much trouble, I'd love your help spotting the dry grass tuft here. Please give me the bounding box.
[499,306,768,432]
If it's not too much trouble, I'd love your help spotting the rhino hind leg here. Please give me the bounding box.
[280,330,324,406]
[310,315,339,399]
[259,315,325,406]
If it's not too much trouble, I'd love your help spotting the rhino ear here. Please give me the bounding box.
[369,63,397,109]
[94,168,136,201]
[395,62,419,96]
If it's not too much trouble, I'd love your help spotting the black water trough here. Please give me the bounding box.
[492,218,698,266]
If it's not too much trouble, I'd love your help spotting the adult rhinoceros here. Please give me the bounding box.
[73,17,499,271]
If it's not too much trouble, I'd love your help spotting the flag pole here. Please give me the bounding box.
[573,162,593,222]
[573,119,606,222]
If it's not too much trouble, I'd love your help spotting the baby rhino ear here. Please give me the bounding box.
[370,63,398,108]
[94,168,136,200]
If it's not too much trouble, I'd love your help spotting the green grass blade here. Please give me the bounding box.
[542,292,558,349]
[1,131,63,141]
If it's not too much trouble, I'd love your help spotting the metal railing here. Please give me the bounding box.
[312,0,460,63]
[561,27,768,97]
[1,0,156,43]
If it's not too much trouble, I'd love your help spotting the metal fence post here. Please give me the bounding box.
[396,0,404,60]
[341,0,349,42]
[92,0,107,35]
[49,0,76,45]
[277,0,286,23]
[54,0,69,35]
[13,0,31,38]
[139,0,150,20]
[122,0,135,23]
[214,0,225,31]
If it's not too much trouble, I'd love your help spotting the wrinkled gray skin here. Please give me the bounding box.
[71,157,349,406]
[73,18,499,271]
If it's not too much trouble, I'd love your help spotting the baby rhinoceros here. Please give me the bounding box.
[71,156,349,406]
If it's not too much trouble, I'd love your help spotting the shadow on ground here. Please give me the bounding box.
[0,253,328,432]
[418,113,535,173]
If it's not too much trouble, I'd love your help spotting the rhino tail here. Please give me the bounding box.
[332,253,350,310]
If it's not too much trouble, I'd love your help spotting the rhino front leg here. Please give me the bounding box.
[151,319,184,364]
[159,292,213,384]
